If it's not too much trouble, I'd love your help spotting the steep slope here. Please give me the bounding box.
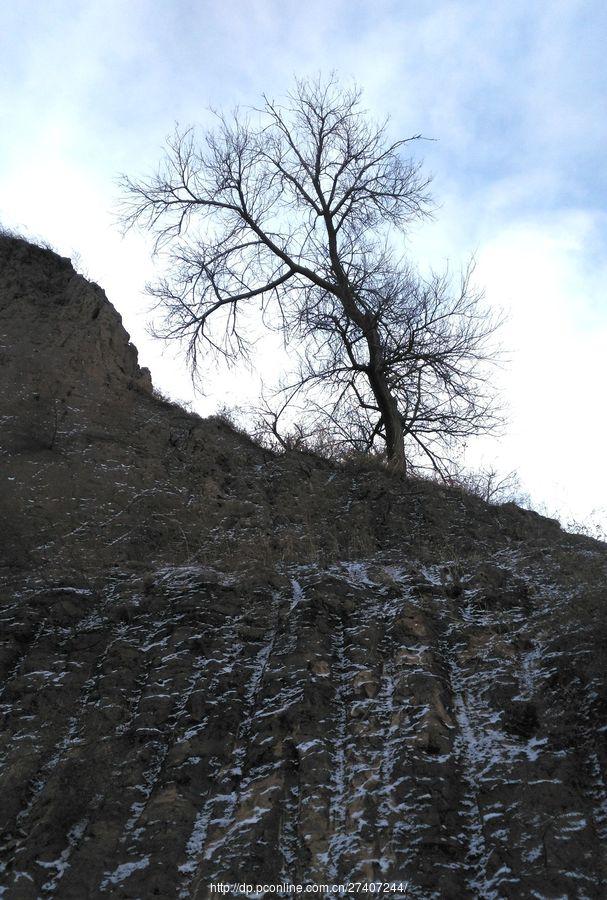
[1,235,606,899]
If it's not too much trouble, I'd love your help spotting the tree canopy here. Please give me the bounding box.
[120,75,501,474]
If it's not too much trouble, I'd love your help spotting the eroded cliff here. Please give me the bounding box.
[1,235,606,898]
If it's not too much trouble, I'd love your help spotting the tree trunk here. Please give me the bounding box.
[362,318,406,473]
[323,217,407,472]
[370,372,406,472]
[384,404,406,472]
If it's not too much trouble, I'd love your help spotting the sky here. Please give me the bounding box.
[1,0,606,531]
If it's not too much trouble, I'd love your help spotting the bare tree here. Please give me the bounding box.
[445,465,525,505]
[119,75,501,474]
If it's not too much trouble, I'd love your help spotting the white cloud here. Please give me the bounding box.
[471,213,607,520]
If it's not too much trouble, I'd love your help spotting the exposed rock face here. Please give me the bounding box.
[1,235,606,898]
[0,235,152,407]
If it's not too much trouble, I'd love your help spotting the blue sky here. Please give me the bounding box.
[2,1,606,528]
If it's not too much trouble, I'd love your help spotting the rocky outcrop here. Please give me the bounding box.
[1,236,606,898]
[0,235,152,402]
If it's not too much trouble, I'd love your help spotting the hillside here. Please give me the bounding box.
[1,234,606,899]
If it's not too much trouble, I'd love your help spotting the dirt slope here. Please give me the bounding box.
[1,235,606,898]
